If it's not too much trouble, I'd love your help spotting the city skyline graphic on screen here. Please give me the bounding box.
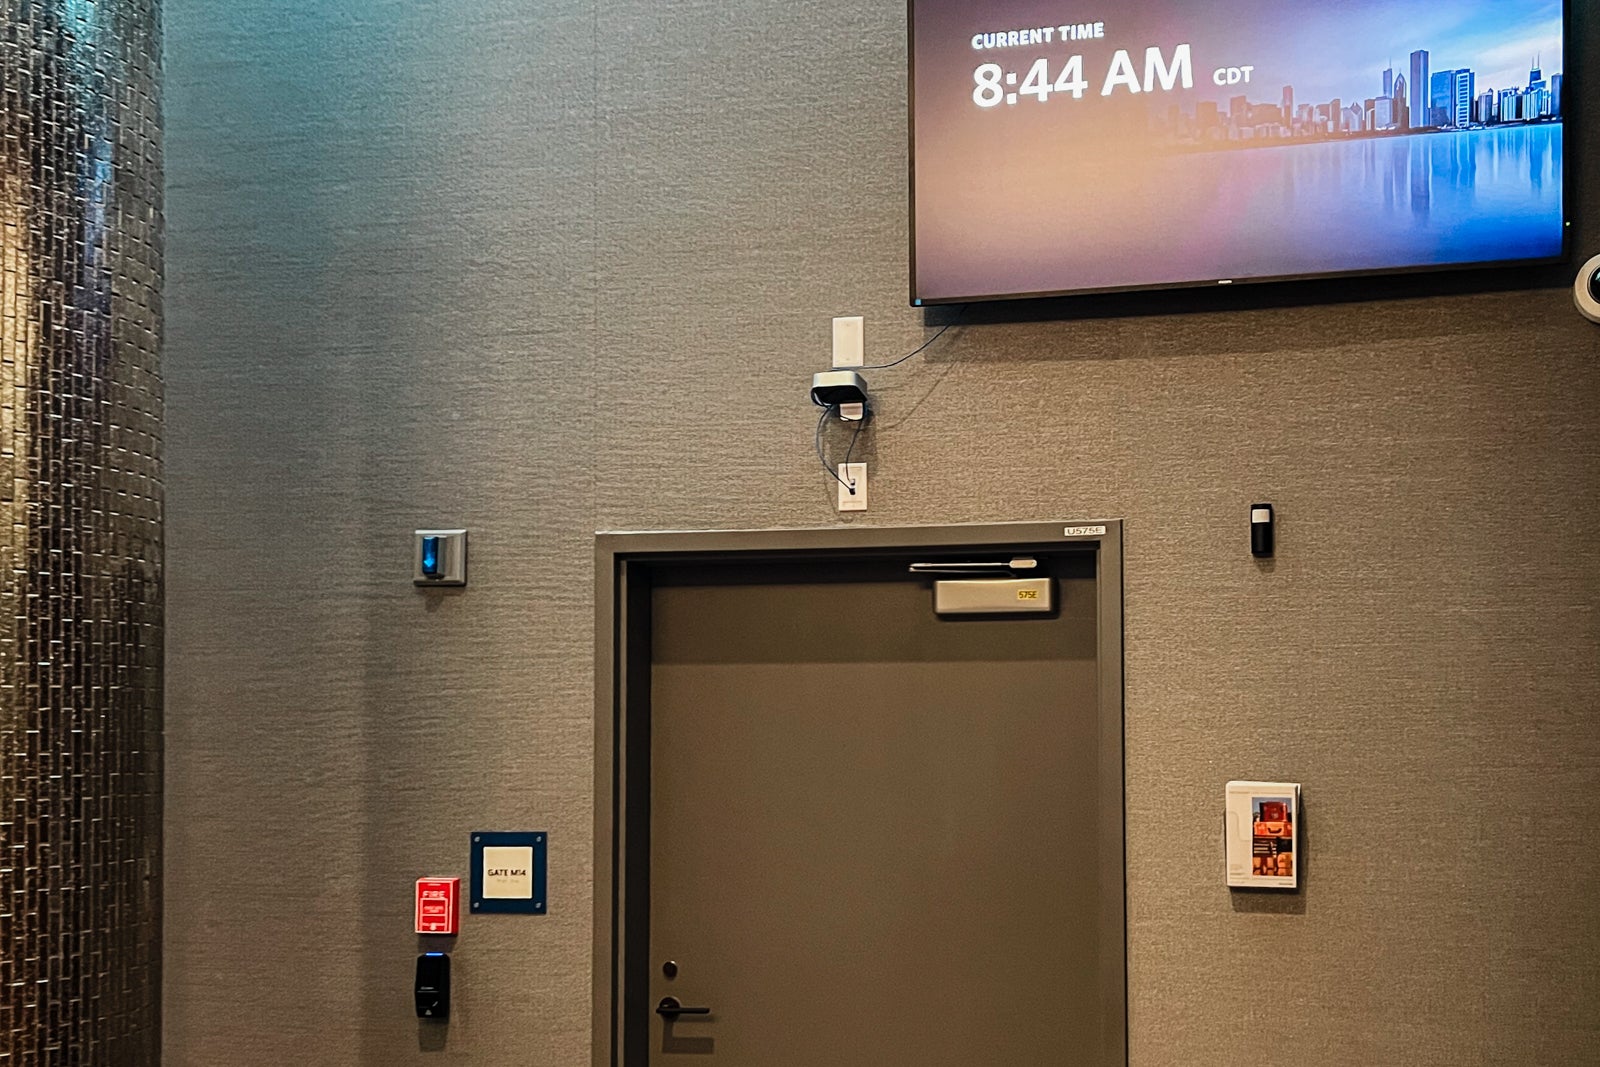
[910,0,1566,303]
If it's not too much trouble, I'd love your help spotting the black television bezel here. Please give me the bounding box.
[906,0,1574,307]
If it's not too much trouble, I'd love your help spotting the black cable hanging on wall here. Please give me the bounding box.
[812,307,966,494]
[815,403,865,494]
[857,307,967,370]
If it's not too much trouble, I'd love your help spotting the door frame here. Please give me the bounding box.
[593,521,1126,1066]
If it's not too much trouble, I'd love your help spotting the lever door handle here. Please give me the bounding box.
[656,996,711,1017]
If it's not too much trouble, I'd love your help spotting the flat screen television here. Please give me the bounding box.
[909,0,1569,305]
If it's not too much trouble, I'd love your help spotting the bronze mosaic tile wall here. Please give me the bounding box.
[1,0,163,1062]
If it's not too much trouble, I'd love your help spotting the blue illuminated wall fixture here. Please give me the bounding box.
[413,529,468,586]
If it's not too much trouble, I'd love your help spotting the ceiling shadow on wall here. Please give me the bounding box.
[921,260,1574,364]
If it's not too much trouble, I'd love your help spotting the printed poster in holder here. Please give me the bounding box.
[1226,781,1300,889]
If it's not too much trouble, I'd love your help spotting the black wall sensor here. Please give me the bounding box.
[1251,504,1274,558]
[415,953,450,1019]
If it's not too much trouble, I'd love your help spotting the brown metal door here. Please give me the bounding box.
[645,555,1117,1065]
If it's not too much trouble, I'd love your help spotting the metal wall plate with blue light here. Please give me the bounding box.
[469,831,547,915]
[414,529,467,586]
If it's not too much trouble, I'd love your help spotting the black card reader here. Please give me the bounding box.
[415,953,450,1020]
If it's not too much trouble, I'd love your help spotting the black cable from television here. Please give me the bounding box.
[858,305,968,370]
[815,403,865,495]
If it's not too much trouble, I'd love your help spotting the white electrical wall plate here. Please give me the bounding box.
[832,316,865,367]
[1225,780,1300,889]
[837,463,867,511]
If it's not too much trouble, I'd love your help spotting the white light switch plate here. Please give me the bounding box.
[832,316,864,368]
[837,463,867,511]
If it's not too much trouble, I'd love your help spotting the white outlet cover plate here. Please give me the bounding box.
[837,463,867,511]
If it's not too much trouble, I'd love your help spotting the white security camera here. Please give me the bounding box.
[1577,253,1600,324]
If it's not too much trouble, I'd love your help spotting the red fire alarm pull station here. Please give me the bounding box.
[415,877,460,935]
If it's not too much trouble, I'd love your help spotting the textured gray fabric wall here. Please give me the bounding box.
[163,1,1600,1065]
